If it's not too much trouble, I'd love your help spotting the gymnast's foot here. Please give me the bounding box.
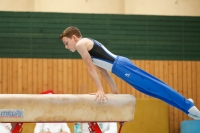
[187,98,200,120]
[188,113,200,120]
[188,98,194,103]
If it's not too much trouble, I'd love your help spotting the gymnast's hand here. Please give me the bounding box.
[90,90,108,103]
[96,90,108,103]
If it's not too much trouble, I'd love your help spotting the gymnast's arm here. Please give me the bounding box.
[96,66,118,94]
[76,39,107,102]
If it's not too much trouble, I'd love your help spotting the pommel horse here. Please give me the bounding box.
[0,94,136,133]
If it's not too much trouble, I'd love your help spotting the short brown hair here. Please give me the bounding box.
[59,26,82,39]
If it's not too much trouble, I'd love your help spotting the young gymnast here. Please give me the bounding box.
[59,26,200,120]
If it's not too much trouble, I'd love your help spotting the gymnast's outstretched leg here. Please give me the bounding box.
[112,56,200,119]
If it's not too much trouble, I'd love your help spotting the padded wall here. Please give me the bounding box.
[0,11,200,60]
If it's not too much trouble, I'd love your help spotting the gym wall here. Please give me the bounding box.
[0,0,200,133]
[0,0,200,16]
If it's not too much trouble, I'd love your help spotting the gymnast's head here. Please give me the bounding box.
[59,26,82,52]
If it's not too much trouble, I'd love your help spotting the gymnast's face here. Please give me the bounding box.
[62,36,77,52]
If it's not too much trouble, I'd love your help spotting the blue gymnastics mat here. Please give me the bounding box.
[181,120,200,133]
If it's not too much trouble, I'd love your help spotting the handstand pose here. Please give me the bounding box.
[59,26,200,120]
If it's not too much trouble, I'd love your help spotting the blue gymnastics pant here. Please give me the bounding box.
[112,56,193,114]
